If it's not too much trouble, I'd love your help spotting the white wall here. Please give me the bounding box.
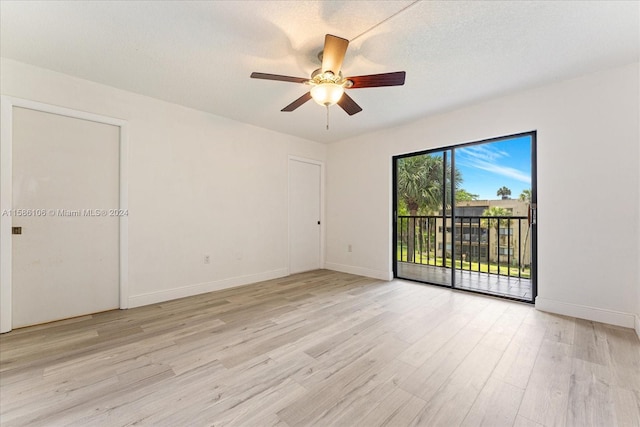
[326,62,640,328]
[1,58,326,316]
[2,57,638,333]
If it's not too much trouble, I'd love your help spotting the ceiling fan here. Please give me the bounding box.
[250,34,406,117]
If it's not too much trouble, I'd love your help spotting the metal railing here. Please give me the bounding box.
[397,215,530,279]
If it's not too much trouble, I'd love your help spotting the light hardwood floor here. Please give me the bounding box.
[1,270,639,426]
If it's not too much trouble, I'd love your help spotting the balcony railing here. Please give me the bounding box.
[397,215,531,279]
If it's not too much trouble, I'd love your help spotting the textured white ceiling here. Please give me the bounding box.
[1,1,638,143]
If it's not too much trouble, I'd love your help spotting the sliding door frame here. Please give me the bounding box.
[392,131,537,303]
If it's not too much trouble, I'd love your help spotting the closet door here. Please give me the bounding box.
[12,107,120,327]
[289,158,321,274]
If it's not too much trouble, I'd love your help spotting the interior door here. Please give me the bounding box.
[12,107,120,328]
[289,159,321,274]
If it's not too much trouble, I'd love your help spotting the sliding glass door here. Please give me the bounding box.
[395,149,454,287]
[393,132,537,302]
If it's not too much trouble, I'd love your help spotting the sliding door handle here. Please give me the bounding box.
[528,204,537,226]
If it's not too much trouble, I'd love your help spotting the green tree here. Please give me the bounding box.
[481,206,512,271]
[497,186,511,199]
[481,206,511,230]
[519,189,531,202]
[456,189,479,202]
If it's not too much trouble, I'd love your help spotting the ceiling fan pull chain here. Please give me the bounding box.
[326,105,330,130]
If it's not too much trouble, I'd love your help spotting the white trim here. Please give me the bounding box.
[287,156,325,273]
[128,268,288,308]
[535,296,636,329]
[0,96,129,333]
[635,314,640,341]
[118,125,130,309]
[325,262,393,281]
[0,97,14,333]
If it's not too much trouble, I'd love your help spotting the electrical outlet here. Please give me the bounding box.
[204,255,211,264]
[348,244,352,253]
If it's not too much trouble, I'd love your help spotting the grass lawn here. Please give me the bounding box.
[397,246,530,279]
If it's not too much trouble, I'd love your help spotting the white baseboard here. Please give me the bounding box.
[128,268,289,308]
[635,314,640,341]
[324,262,393,281]
[535,296,636,329]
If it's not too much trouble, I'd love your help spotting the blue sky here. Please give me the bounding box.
[455,135,532,200]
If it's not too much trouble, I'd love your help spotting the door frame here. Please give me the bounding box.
[287,156,325,274]
[392,131,537,303]
[0,96,129,333]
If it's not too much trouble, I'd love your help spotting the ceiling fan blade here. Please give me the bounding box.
[281,92,312,112]
[250,72,309,84]
[321,34,349,74]
[337,92,362,116]
[346,71,406,88]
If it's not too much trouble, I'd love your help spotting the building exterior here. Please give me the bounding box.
[434,198,531,267]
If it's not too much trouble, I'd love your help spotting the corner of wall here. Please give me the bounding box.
[324,262,393,281]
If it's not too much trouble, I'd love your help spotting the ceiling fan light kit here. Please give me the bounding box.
[310,82,344,106]
[251,34,406,126]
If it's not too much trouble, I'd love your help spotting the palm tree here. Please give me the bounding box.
[397,154,461,262]
[497,186,511,199]
[481,206,511,230]
[397,155,440,262]
[397,156,442,216]
[519,189,531,202]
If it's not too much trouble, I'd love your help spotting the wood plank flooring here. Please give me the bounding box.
[1,270,639,426]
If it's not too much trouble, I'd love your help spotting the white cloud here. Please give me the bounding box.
[458,145,530,184]
[461,144,510,161]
